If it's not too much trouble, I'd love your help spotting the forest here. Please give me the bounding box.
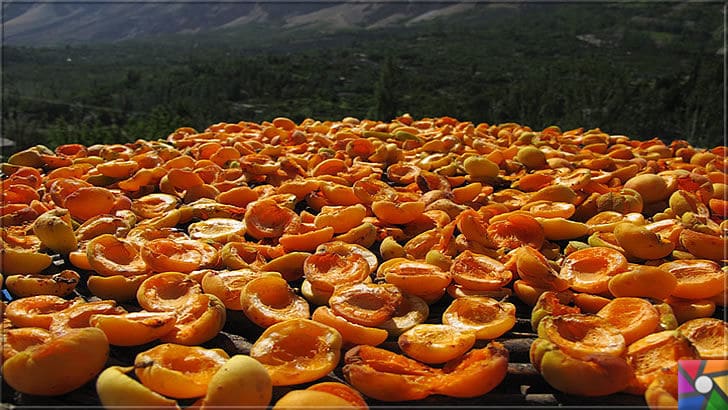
[2,2,724,158]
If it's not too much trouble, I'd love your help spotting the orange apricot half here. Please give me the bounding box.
[660,259,726,300]
[596,297,660,345]
[398,324,476,364]
[449,250,513,291]
[537,313,626,360]
[250,319,342,386]
[134,343,230,399]
[559,246,628,294]
[676,318,728,359]
[442,296,516,340]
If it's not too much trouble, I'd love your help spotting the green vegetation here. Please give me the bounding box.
[2,3,724,157]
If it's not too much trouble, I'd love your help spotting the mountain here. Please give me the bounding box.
[1,1,510,46]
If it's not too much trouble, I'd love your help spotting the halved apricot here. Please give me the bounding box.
[625,330,698,394]
[530,338,632,397]
[249,319,343,386]
[660,259,726,300]
[141,238,219,273]
[303,245,372,293]
[86,274,151,302]
[449,250,513,291]
[328,282,402,327]
[2,327,52,362]
[314,204,367,234]
[486,212,545,250]
[49,299,128,334]
[442,296,516,340]
[676,318,728,359]
[596,297,660,345]
[240,275,310,328]
[342,344,438,402]
[607,264,677,300]
[159,293,226,346]
[304,382,368,410]
[2,327,109,396]
[378,258,452,302]
[376,293,429,337]
[537,313,625,360]
[96,366,181,409]
[90,311,177,346]
[86,234,150,277]
[64,186,117,221]
[398,324,476,364]
[371,199,425,225]
[137,272,203,312]
[512,246,569,291]
[435,342,509,398]
[134,343,230,399]
[312,305,389,347]
[187,217,246,243]
[4,295,82,329]
[5,269,80,298]
[244,199,298,239]
[201,269,280,310]
[559,246,628,294]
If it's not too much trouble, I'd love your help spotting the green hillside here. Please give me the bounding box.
[2,2,724,156]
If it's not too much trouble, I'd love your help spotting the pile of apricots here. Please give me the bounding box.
[1,114,726,408]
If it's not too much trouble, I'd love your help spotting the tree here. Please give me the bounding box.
[371,56,398,121]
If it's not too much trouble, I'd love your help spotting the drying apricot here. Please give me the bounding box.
[398,324,476,364]
[90,311,177,346]
[249,318,342,386]
[96,366,181,410]
[2,327,52,362]
[537,313,625,360]
[376,292,429,337]
[529,337,632,397]
[187,217,246,243]
[371,199,425,225]
[244,198,298,239]
[303,382,368,409]
[486,212,545,250]
[613,222,674,260]
[240,275,310,328]
[436,342,509,398]
[159,293,227,346]
[134,343,230,399]
[442,296,516,340]
[512,246,569,291]
[676,318,728,359]
[141,238,219,273]
[2,327,109,396]
[200,354,272,410]
[4,269,80,298]
[660,259,726,300]
[559,246,628,294]
[273,390,360,410]
[49,299,127,334]
[678,228,727,261]
[530,290,580,331]
[449,250,513,291]
[86,274,150,302]
[607,264,677,300]
[201,269,280,310]
[342,344,438,402]
[63,186,116,221]
[378,258,452,301]
[329,282,402,327]
[4,295,81,329]
[303,243,372,293]
[86,234,149,277]
[644,371,678,409]
[314,204,367,233]
[137,271,203,311]
[312,305,389,347]
[625,330,698,394]
[596,297,660,345]
[665,297,716,324]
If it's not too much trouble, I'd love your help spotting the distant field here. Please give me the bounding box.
[2,2,723,154]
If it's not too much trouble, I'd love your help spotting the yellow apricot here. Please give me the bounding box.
[2,327,109,396]
[201,355,272,410]
[96,366,180,410]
